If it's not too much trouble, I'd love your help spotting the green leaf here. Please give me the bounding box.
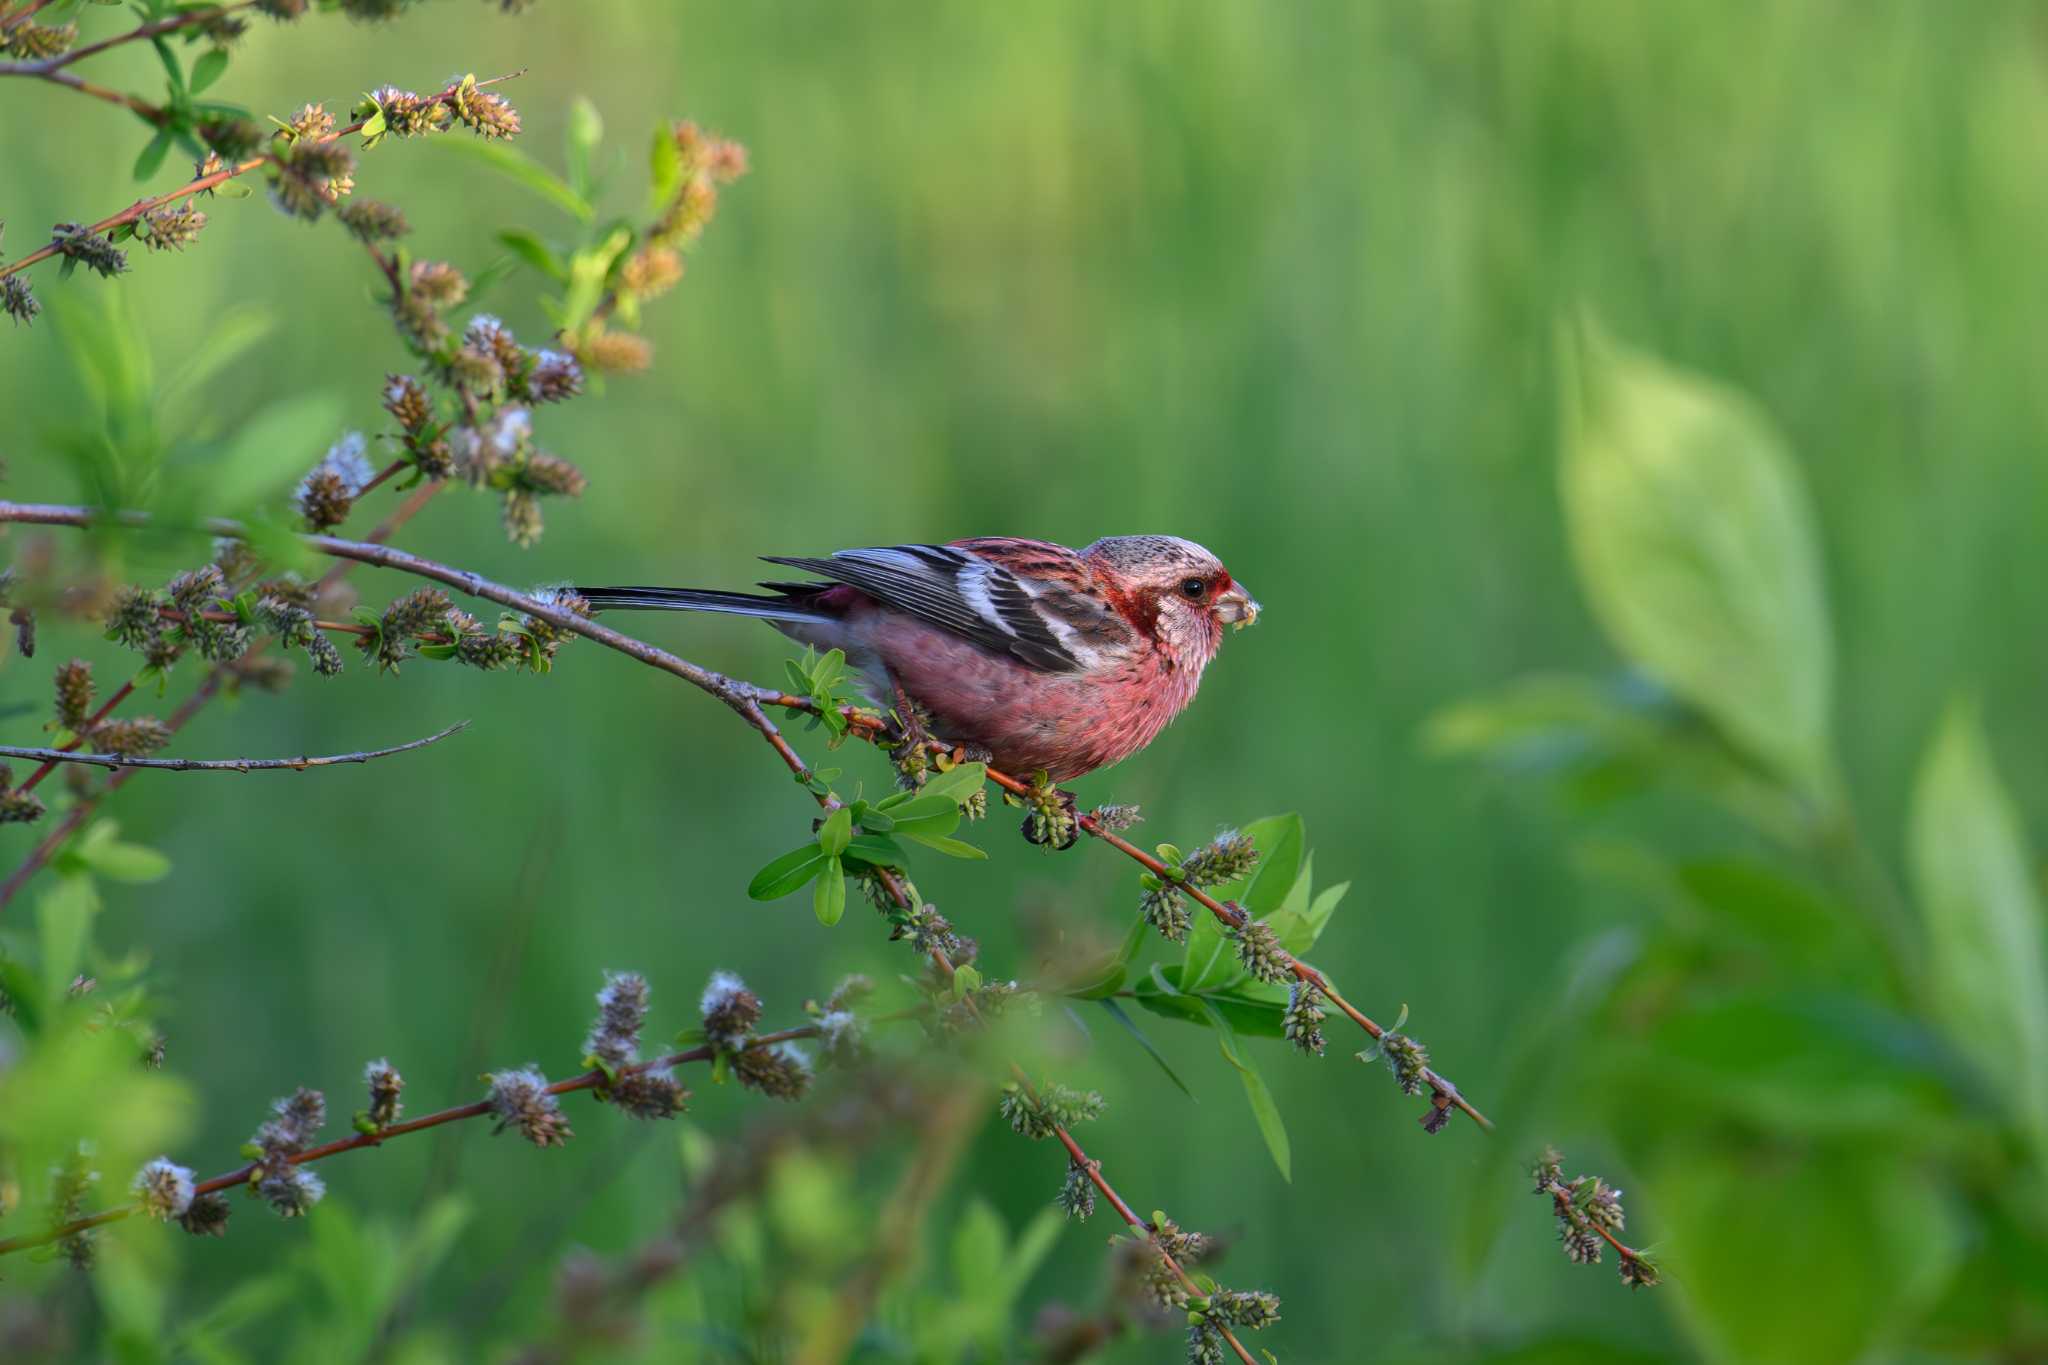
[132,126,174,182]
[189,391,344,516]
[37,876,101,1006]
[1181,815,1302,994]
[565,95,603,198]
[1101,998,1195,1099]
[1134,977,1290,1039]
[1908,699,2048,1145]
[71,826,171,884]
[160,304,274,431]
[747,844,831,900]
[1062,918,1149,1000]
[495,229,568,282]
[152,35,186,101]
[425,137,594,221]
[1653,1146,1958,1364]
[840,832,905,870]
[897,828,987,860]
[1559,317,1837,800]
[188,47,228,96]
[560,226,631,331]
[1198,1000,1290,1181]
[647,122,683,217]
[1240,813,1304,917]
[878,793,961,827]
[812,860,846,926]
[817,806,852,858]
[920,761,987,805]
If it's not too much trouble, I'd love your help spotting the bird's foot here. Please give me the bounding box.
[1018,773,1079,851]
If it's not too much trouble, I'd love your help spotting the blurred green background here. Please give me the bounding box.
[5,1,2048,1360]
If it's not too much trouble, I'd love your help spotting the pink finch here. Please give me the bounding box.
[579,535,1259,781]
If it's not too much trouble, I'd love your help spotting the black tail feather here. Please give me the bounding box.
[574,586,827,624]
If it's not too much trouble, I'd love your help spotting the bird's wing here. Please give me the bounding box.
[761,541,1121,672]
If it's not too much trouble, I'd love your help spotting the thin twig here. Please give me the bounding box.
[0,480,445,913]
[0,1024,826,1259]
[0,71,524,281]
[1017,1064,1259,1365]
[26,68,165,120]
[0,720,467,772]
[0,2,254,76]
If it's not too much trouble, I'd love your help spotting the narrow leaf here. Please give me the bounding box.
[426,137,594,221]
[747,844,830,900]
[1101,998,1196,1100]
[1198,1000,1291,1181]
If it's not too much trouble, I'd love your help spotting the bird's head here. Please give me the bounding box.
[1081,534,1259,666]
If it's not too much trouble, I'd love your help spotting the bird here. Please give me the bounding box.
[577,535,1259,782]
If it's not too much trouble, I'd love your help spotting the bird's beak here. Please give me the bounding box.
[1214,584,1260,629]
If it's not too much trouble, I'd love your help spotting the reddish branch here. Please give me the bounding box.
[0,71,523,282]
[0,1025,827,1259]
[0,2,255,76]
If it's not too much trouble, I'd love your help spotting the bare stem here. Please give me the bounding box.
[0,719,467,772]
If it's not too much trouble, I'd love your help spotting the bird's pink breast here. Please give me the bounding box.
[841,606,1202,780]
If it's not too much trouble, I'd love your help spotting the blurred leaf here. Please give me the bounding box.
[189,47,228,96]
[950,1198,1008,1303]
[426,137,593,222]
[1061,918,1148,999]
[1100,998,1195,1099]
[188,391,343,515]
[62,820,172,884]
[647,122,683,217]
[160,305,276,433]
[1653,1144,1959,1364]
[495,229,568,283]
[747,844,830,900]
[1907,699,2048,1145]
[1199,999,1290,1180]
[133,126,174,182]
[37,874,100,1004]
[1621,991,1958,1137]
[560,226,631,331]
[1558,318,1836,801]
[565,95,604,199]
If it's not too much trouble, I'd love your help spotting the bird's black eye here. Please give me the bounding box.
[1179,576,1208,600]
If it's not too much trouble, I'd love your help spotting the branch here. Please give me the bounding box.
[0,479,445,913]
[0,720,467,772]
[0,1022,827,1260]
[0,3,254,76]
[0,70,524,282]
